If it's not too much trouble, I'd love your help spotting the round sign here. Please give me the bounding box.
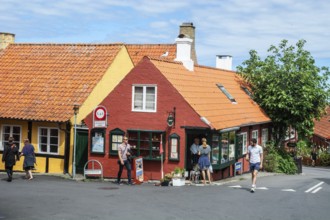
[94,106,106,120]
[167,114,174,127]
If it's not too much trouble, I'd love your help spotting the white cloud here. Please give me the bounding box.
[0,0,329,69]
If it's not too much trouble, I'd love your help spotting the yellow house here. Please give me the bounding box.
[0,36,134,174]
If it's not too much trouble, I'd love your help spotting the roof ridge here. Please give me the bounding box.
[12,43,124,46]
[148,56,182,65]
[195,64,237,73]
[125,43,175,46]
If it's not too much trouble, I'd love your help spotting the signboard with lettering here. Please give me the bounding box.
[93,106,107,128]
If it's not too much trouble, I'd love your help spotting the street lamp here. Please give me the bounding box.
[72,104,80,179]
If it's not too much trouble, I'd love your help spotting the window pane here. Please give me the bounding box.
[221,133,229,163]
[40,128,48,136]
[146,87,155,110]
[50,137,58,145]
[50,145,58,153]
[50,129,58,136]
[211,134,220,165]
[40,144,47,152]
[229,131,235,161]
[134,87,143,110]
[12,126,21,134]
[3,126,10,134]
[41,136,47,144]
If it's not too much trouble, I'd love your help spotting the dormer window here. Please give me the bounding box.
[132,85,157,112]
[216,83,237,104]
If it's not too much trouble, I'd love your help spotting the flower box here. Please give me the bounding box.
[172,177,185,186]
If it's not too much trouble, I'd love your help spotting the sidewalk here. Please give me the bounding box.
[1,170,278,185]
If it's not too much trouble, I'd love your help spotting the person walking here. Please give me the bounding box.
[2,137,19,182]
[198,138,212,185]
[310,147,318,167]
[116,136,134,185]
[20,138,36,180]
[246,138,263,192]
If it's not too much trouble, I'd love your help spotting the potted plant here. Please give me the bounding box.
[160,173,172,186]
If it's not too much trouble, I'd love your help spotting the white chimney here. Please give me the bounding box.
[216,55,232,71]
[175,36,194,71]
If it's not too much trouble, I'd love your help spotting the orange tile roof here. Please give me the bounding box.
[314,107,330,139]
[126,44,176,65]
[0,43,123,122]
[150,58,271,130]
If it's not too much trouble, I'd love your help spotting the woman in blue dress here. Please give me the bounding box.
[198,138,212,185]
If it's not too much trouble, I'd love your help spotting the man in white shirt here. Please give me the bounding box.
[246,138,263,192]
[190,137,200,166]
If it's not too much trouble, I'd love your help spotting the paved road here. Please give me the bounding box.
[0,166,329,220]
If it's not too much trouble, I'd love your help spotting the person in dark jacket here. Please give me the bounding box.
[20,138,36,180]
[2,137,19,182]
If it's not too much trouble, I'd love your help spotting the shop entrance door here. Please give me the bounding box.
[76,129,88,174]
[185,130,209,171]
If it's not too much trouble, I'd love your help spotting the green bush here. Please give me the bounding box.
[263,142,297,174]
[319,152,330,166]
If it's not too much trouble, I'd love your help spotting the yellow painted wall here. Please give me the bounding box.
[0,120,66,173]
[67,46,134,175]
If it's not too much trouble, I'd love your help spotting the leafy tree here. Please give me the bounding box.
[237,39,330,146]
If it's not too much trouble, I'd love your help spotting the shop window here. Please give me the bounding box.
[132,85,157,112]
[252,130,258,143]
[1,125,22,150]
[220,131,235,165]
[38,127,59,154]
[168,133,180,161]
[211,134,220,166]
[127,130,164,160]
[90,128,105,154]
[242,133,248,155]
[262,128,268,147]
[109,128,125,156]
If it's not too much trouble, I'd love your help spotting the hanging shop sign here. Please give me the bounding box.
[93,105,107,128]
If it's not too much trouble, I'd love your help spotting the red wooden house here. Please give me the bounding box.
[84,38,272,181]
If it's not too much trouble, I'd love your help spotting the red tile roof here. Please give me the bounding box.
[0,44,123,122]
[126,44,176,65]
[149,58,271,130]
[314,107,330,139]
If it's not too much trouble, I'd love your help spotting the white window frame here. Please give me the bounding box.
[132,84,157,112]
[0,125,22,150]
[262,128,268,147]
[242,132,248,154]
[252,130,258,144]
[38,127,60,155]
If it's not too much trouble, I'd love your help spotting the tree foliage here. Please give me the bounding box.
[237,39,330,145]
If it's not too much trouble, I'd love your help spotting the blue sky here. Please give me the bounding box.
[1,0,330,71]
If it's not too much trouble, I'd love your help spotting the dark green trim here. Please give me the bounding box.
[109,128,125,156]
[168,133,180,161]
[28,121,32,142]
[64,122,71,174]
[90,128,106,154]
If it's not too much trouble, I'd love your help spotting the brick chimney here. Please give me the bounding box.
[0,32,15,50]
[216,55,232,71]
[179,22,197,64]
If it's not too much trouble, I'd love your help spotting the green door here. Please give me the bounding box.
[76,129,88,174]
